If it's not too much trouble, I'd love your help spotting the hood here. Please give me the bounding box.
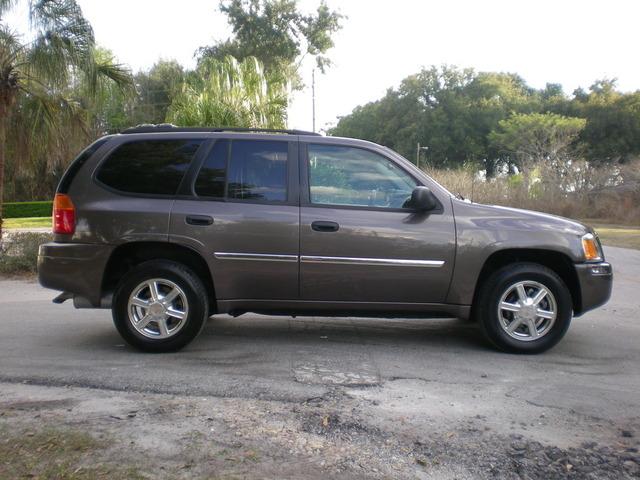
[454,199,590,237]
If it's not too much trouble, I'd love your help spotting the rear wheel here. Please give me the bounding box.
[112,260,209,352]
[475,263,572,353]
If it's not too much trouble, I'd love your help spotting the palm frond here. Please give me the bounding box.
[0,24,24,67]
[167,55,288,128]
[84,48,133,97]
[0,0,19,17]
[19,80,84,131]
[26,0,95,87]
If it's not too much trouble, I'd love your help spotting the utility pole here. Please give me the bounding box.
[416,143,428,170]
[312,69,316,133]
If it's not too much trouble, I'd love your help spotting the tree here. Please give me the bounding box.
[198,0,343,88]
[568,79,640,164]
[132,60,185,125]
[166,56,288,128]
[488,113,586,189]
[0,0,132,238]
[329,66,540,174]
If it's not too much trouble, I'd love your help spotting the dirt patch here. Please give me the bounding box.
[0,398,76,411]
[411,430,640,479]
[0,382,638,479]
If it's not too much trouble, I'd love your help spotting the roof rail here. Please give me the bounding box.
[121,123,321,136]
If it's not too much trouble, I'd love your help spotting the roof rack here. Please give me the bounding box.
[121,124,321,136]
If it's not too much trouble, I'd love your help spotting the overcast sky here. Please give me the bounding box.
[6,0,640,132]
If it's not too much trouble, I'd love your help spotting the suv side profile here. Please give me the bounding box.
[38,125,613,353]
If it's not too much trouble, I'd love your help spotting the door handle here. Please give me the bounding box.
[186,215,213,226]
[311,221,339,232]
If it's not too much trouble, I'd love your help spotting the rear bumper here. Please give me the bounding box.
[38,242,114,307]
[574,261,613,316]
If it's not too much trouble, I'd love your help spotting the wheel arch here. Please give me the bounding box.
[102,241,216,314]
[471,248,582,318]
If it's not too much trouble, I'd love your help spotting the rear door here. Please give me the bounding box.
[299,142,455,304]
[79,136,204,244]
[170,136,300,301]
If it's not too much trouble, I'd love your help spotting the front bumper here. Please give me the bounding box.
[574,261,613,316]
[38,242,114,307]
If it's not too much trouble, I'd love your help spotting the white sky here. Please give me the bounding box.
[5,0,640,132]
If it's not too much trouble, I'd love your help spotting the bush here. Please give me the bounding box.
[0,232,53,275]
[3,201,53,219]
[425,159,640,224]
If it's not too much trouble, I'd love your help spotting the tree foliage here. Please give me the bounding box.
[132,60,185,125]
[489,113,586,165]
[198,0,343,88]
[330,66,640,178]
[488,113,586,188]
[0,0,133,237]
[166,56,288,128]
[567,80,640,164]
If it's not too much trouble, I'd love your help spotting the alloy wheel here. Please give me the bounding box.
[497,280,557,342]
[127,278,189,339]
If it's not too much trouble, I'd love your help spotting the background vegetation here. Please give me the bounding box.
[3,201,52,219]
[329,67,640,223]
[0,232,52,274]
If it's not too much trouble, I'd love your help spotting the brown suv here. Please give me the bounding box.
[37,125,613,353]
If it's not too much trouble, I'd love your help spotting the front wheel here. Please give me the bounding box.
[475,263,573,354]
[112,260,209,352]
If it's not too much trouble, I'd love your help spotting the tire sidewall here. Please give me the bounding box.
[113,261,208,352]
[479,264,572,354]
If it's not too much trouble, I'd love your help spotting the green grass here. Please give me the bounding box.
[3,217,51,229]
[0,426,145,479]
[589,223,640,251]
[3,201,52,218]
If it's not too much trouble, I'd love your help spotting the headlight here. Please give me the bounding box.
[581,233,603,262]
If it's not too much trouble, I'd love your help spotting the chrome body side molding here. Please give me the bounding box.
[215,252,445,267]
[214,252,298,262]
[300,255,445,267]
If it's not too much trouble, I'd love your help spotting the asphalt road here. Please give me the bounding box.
[1,245,639,478]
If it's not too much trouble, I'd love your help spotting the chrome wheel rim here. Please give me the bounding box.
[127,279,188,339]
[497,280,557,342]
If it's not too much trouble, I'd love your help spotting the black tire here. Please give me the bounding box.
[475,262,572,354]
[112,260,209,352]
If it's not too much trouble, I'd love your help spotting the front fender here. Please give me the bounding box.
[446,200,587,305]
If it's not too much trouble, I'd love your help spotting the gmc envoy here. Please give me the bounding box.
[38,125,613,353]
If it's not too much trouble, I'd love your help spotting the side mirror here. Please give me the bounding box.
[409,186,438,211]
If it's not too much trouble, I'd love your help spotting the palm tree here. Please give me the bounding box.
[0,0,132,239]
[167,56,288,129]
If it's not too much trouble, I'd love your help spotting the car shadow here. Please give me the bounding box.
[193,314,488,352]
[50,313,489,355]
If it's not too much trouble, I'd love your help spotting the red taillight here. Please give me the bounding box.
[53,193,75,234]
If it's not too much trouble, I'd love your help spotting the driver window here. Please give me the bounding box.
[307,145,417,209]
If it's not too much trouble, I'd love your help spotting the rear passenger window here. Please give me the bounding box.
[194,139,288,202]
[96,139,203,195]
[194,140,228,198]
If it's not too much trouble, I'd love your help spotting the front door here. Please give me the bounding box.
[299,143,455,304]
[170,137,299,301]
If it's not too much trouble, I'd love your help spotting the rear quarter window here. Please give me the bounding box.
[57,137,110,193]
[96,139,203,195]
